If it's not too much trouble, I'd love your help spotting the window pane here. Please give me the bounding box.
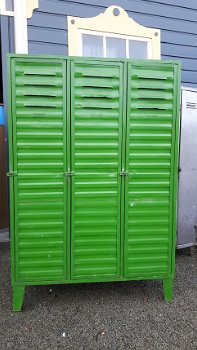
[82,34,103,57]
[106,37,126,58]
[129,40,148,59]
[6,0,14,11]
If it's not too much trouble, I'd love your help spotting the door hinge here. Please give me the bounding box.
[65,171,75,179]
[7,171,17,177]
[120,171,128,176]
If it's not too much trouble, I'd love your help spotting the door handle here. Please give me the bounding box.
[7,171,17,177]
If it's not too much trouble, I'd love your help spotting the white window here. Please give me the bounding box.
[0,0,14,16]
[0,0,39,53]
[68,6,161,59]
[0,1,39,19]
[5,0,13,11]
[80,30,151,59]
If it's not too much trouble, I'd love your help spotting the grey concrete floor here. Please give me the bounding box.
[0,228,9,242]
[0,243,197,350]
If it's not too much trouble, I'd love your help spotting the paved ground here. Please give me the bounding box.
[0,243,196,350]
[0,229,9,242]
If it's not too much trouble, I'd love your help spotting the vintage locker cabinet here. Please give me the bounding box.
[7,55,181,311]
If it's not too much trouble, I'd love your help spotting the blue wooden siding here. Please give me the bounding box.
[1,16,15,134]
[28,0,197,88]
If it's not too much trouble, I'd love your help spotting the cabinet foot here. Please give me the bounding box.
[13,286,25,312]
[163,278,173,301]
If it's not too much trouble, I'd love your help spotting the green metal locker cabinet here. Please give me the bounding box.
[7,55,181,311]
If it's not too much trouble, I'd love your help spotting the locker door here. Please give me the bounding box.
[177,89,197,248]
[9,57,67,282]
[70,60,123,279]
[124,62,180,278]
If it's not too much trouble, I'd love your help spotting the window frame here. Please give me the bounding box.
[0,0,14,16]
[79,29,152,59]
[68,5,161,59]
[0,0,39,18]
[0,0,39,53]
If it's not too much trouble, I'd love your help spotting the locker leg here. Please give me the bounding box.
[189,246,195,256]
[13,286,25,312]
[163,278,173,301]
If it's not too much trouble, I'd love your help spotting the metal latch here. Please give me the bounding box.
[7,171,17,177]
[178,167,181,179]
[65,171,75,179]
[120,171,128,176]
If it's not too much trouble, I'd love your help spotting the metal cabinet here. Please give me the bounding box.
[177,87,197,249]
[7,55,181,311]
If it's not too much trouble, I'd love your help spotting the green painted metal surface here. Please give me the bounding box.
[70,60,123,278]
[124,62,180,277]
[7,55,181,310]
[9,58,67,282]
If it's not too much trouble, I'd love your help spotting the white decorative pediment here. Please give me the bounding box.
[68,5,160,58]
[27,0,39,19]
